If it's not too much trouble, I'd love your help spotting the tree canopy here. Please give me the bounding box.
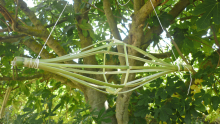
[0,0,220,124]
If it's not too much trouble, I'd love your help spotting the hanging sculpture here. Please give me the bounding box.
[11,39,193,94]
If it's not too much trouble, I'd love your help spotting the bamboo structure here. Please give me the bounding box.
[12,39,193,94]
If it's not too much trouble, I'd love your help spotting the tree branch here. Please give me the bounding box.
[0,87,12,119]
[134,0,162,26]
[0,17,68,33]
[0,0,6,6]
[211,25,220,49]
[0,18,12,32]
[142,0,194,49]
[45,17,68,28]
[164,29,191,66]
[148,52,171,59]
[134,0,145,12]
[18,0,44,29]
[103,0,122,40]
[0,28,8,32]
[23,38,56,59]
[161,0,169,6]
[0,34,26,43]
[103,0,126,66]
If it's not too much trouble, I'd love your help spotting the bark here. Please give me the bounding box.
[134,0,163,26]
[74,0,114,123]
[134,0,145,12]
[103,0,125,67]
[0,0,5,6]
[0,87,12,119]
[104,0,162,123]
[23,38,56,59]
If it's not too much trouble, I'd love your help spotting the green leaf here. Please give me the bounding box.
[134,107,150,118]
[192,0,220,30]
[52,103,62,112]
[190,109,198,118]
[42,89,51,99]
[213,2,220,24]
[78,19,94,38]
[192,1,216,15]
[156,88,167,100]
[82,30,88,37]
[159,13,173,27]
[78,19,93,30]
[55,1,68,12]
[23,36,31,41]
[63,25,75,34]
[160,110,169,121]
[184,111,191,124]
[27,113,38,122]
[134,118,147,124]
[103,111,115,119]
[195,104,206,112]
[163,107,172,115]
[22,85,30,96]
[80,2,86,10]
[58,119,63,124]
[88,30,96,40]
[23,107,34,112]
[35,118,43,124]
[203,93,211,106]
[212,96,220,110]
[100,118,112,123]
[98,108,105,118]
[196,12,212,30]
[154,108,160,119]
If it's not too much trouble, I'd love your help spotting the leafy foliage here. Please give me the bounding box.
[192,0,220,30]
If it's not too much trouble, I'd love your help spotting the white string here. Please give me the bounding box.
[31,2,68,69]
[117,0,131,6]
[149,0,192,94]
[186,65,193,95]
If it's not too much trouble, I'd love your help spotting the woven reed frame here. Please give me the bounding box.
[12,39,193,94]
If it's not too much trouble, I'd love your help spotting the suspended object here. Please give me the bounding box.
[12,39,193,94]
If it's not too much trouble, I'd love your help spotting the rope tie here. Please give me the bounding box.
[24,58,39,69]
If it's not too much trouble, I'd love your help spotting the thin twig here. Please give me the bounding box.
[0,18,12,33]
[186,36,213,49]
[15,0,19,22]
[18,18,28,27]
[211,25,220,48]
[164,29,189,64]
[161,0,169,6]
